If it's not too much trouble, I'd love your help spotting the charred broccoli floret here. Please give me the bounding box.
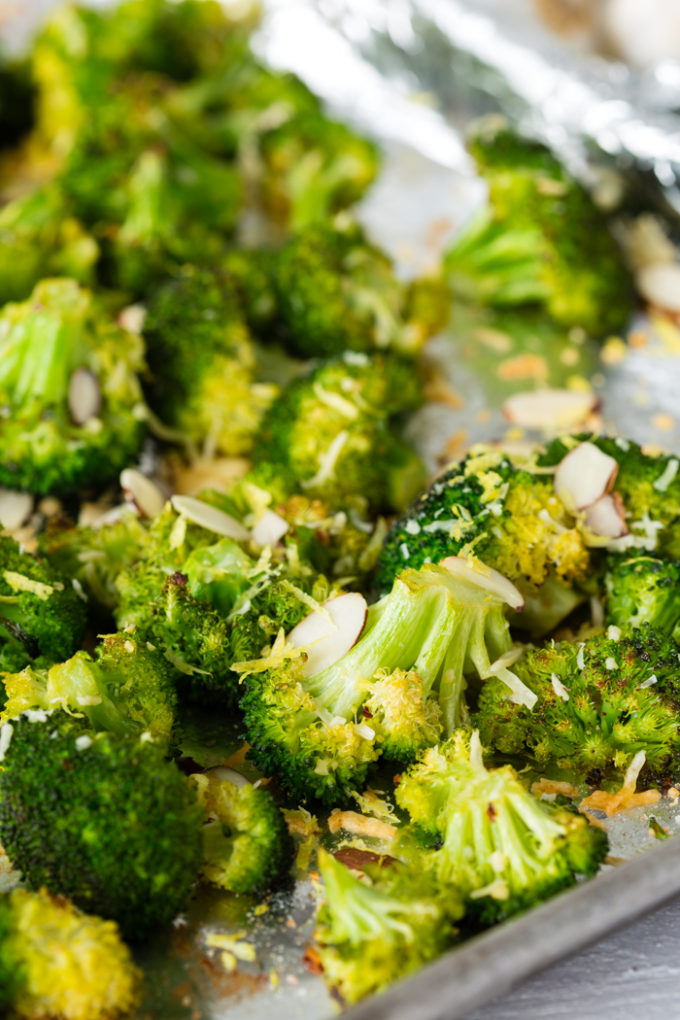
[396,731,608,926]
[190,769,293,894]
[143,264,277,457]
[444,117,633,336]
[0,887,141,1020]
[0,711,203,938]
[252,352,424,512]
[0,278,146,496]
[475,625,680,781]
[238,559,533,805]
[314,849,463,1006]
[269,218,448,359]
[376,444,590,633]
[1,632,177,750]
[0,535,86,674]
[605,555,680,641]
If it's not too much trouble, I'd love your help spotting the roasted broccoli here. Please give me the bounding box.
[376,444,590,633]
[0,711,203,938]
[1,632,177,749]
[444,117,633,336]
[0,535,86,674]
[0,278,146,496]
[238,559,533,805]
[314,849,463,1006]
[252,352,425,512]
[605,555,680,641]
[190,769,293,894]
[396,731,608,926]
[0,887,141,1020]
[269,218,448,359]
[475,624,680,782]
[143,264,278,457]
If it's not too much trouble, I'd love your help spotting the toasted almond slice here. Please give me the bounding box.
[440,555,524,610]
[251,508,289,547]
[120,469,166,520]
[205,766,248,788]
[68,367,101,425]
[0,489,33,531]
[170,494,249,541]
[554,441,618,512]
[502,389,598,430]
[118,303,147,334]
[583,493,628,539]
[287,592,368,677]
[636,262,680,314]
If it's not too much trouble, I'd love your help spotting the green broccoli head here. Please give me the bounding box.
[396,730,608,926]
[0,886,141,1020]
[444,117,633,336]
[0,711,203,938]
[314,848,462,1006]
[190,769,293,895]
[0,535,86,673]
[605,555,680,641]
[475,624,680,781]
[2,632,177,750]
[252,352,425,512]
[0,278,146,496]
[376,444,590,633]
[269,217,448,359]
[143,264,277,456]
[239,559,533,805]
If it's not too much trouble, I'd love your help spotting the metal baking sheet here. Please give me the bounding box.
[3,2,680,1018]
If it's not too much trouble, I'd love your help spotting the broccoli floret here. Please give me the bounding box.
[2,632,177,750]
[221,247,278,336]
[314,848,462,1005]
[396,731,608,926]
[444,117,633,336]
[376,444,590,632]
[269,218,448,359]
[475,625,680,781]
[143,264,278,457]
[0,186,98,305]
[0,535,86,674]
[605,555,680,641]
[0,887,141,1020]
[0,711,203,938]
[239,560,533,805]
[190,769,293,894]
[252,352,425,512]
[0,278,146,496]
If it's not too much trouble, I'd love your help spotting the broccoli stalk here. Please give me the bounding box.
[396,731,608,926]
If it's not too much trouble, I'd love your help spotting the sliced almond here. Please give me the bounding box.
[251,508,289,547]
[502,389,599,431]
[0,489,33,532]
[287,592,368,677]
[118,303,147,334]
[68,367,101,425]
[440,556,524,610]
[170,494,249,541]
[636,262,680,314]
[120,469,166,520]
[553,441,618,512]
[205,766,248,788]
[583,493,628,539]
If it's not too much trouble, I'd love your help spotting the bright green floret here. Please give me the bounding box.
[396,730,608,926]
[314,849,462,1005]
[252,352,425,512]
[190,770,293,895]
[0,886,141,1020]
[239,560,533,806]
[0,278,146,495]
[444,117,633,336]
[0,711,203,939]
[0,535,86,674]
[475,625,680,782]
[605,555,680,641]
